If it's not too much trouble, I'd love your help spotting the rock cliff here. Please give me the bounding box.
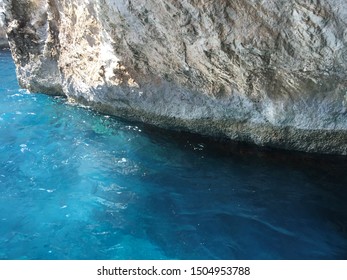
[0,8,8,48]
[2,0,347,154]
[0,30,8,48]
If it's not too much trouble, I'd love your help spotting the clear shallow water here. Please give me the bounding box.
[0,50,347,260]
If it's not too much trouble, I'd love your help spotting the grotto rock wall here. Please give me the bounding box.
[2,0,347,154]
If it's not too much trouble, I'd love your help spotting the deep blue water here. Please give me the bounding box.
[0,50,347,260]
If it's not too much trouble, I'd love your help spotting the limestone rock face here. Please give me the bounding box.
[2,0,347,154]
[0,9,8,48]
[0,25,8,47]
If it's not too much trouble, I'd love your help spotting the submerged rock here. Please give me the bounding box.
[2,0,347,154]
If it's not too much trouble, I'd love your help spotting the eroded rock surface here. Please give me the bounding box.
[2,0,347,154]
[0,8,8,48]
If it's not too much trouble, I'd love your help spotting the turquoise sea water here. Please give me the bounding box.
[0,50,347,259]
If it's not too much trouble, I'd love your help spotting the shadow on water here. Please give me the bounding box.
[100,116,347,259]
